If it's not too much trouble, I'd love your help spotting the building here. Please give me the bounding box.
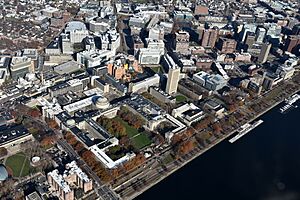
[276,65,295,80]
[25,192,43,200]
[285,35,300,55]
[65,21,89,43]
[61,21,89,54]
[149,25,164,41]
[161,54,178,71]
[89,19,110,33]
[133,35,144,54]
[0,125,33,148]
[77,50,114,68]
[149,86,176,104]
[10,56,32,80]
[173,10,193,22]
[46,40,61,55]
[255,27,266,44]
[262,72,276,90]
[171,103,205,126]
[175,31,190,55]
[165,68,180,95]
[47,161,92,200]
[200,28,218,48]
[193,71,227,91]
[244,32,256,49]
[258,43,272,63]
[129,74,160,93]
[94,78,110,93]
[0,57,10,85]
[49,79,84,98]
[194,5,209,16]
[138,48,163,65]
[216,37,237,54]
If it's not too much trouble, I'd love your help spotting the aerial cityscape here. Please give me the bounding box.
[0,0,299,199]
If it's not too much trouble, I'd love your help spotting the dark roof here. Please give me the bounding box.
[0,125,30,146]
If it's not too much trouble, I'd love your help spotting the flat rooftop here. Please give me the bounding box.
[0,125,30,146]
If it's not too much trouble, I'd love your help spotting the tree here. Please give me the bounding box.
[29,108,41,118]
[47,119,59,129]
[175,140,195,159]
[0,147,8,157]
[212,122,222,134]
[40,136,56,148]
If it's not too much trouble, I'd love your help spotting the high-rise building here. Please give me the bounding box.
[255,27,266,44]
[201,28,219,48]
[216,37,237,54]
[194,5,209,16]
[285,35,300,55]
[149,26,164,41]
[292,24,300,35]
[175,31,190,55]
[244,32,256,49]
[10,56,31,80]
[166,68,180,95]
[258,43,272,63]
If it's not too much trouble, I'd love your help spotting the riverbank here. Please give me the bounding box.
[125,86,300,200]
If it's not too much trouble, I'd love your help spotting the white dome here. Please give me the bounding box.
[31,156,41,163]
[94,96,110,109]
[66,119,76,126]
[0,165,8,181]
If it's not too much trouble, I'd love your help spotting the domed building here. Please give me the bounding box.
[0,165,8,181]
[93,96,110,110]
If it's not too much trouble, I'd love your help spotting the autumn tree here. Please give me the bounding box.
[29,108,41,118]
[0,147,8,157]
[174,140,195,159]
[40,135,57,148]
[212,122,223,134]
[46,119,59,129]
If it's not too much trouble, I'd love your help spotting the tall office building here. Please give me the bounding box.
[255,27,266,44]
[258,43,272,63]
[216,37,237,54]
[285,35,300,55]
[175,31,190,55]
[201,28,219,48]
[244,32,256,49]
[166,68,180,95]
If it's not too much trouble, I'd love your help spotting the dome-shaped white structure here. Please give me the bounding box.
[31,156,41,164]
[94,96,110,110]
[66,119,76,126]
[0,165,8,181]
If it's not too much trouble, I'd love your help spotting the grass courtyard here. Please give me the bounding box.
[5,152,31,177]
[114,117,152,150]
[114,117,139,138]
[176,95,187,103]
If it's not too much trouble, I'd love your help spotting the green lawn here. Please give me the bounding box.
[176,95,187,103]
[113,117,152,150]
[151,66,161,73]
[5,152,31,177]
[114,117,139,137]
[131,133,152,150]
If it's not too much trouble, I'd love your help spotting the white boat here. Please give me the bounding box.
[285,94,300,105]
[229,120,264,143]
[280,94,300,113]
[280,104,293,113]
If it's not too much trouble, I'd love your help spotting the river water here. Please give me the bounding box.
[137,101,300,200]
